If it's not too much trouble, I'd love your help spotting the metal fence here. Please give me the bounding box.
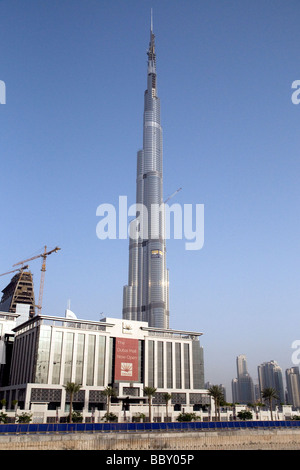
[0,420,299,434]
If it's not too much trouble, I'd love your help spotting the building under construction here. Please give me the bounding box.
[0,270,35,318]
[0,245,60,320]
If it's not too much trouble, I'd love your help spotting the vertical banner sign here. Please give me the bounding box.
[115,338,139,381]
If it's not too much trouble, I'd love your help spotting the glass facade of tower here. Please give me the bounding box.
[123,22,169,329]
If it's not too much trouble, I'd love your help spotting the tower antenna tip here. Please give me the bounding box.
[150,8,153,32]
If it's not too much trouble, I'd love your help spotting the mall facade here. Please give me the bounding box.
[0,311,209,423]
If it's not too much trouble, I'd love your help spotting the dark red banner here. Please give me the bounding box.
[114,337,139,382]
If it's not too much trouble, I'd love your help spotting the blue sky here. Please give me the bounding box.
[1,0,299,398]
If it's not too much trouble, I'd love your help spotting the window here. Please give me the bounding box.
[52,331,63,384]
[157,341,164,388]
[75,334,85,385]
[97,336,106,386]
[166,342,173,388]
[63,332,74,385]
[184,343,190,389]
[192,341,204,389]
[175,343,182,389]
[86,335,96,386]
[148,340,155,387]
[35,327,51,384]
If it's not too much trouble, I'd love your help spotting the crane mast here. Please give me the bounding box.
[12,245,61,313]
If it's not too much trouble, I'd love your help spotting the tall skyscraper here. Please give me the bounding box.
[231,354,255,403]
[236,354,248,377]
[286,367,300,408]
[258,360,285,405]
[122,17,169,329]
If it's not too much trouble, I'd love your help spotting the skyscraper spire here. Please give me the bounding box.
[147,10,156,78]
[122,16,169,329]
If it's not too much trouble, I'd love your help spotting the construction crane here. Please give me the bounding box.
[164,187,182,204]
[0,265,29,278]
[13,246,61,313]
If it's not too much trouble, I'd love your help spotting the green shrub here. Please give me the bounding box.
[16,412,32,423]
[0,412,8,424]
[101,412,118,422]
[237,410,253,420]
[176,412,198,422]
[71,411,83,423]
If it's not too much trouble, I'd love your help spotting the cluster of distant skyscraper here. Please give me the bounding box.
[231,355,300,408]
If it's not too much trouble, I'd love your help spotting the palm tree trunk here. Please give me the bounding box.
[69,393,73,423]
[269,398,273,421]
[149,397,152,423]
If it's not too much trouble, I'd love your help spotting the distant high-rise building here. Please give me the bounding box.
[237,354,248,377]
[238,375,255,404]
[231,354,255,404]
[231,378,239,403]
[258,360,285,405]
[286,367,300,408]
[122,15,169,329]
[254,383,260,402]
[0,270,35,318]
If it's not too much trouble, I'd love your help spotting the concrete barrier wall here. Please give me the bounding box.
[1,429,300,450]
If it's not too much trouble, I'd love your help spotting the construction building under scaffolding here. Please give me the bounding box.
[0,270,35,318]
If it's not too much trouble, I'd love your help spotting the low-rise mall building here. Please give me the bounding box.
[0,310,209,423]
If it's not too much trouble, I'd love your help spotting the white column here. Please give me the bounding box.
[59,331,66,385]
[172,342,176,389]
[189,340,193,391]
[154,340,157,388]
[180,342,184,390]
[144,339,149,387]
[103,336,111,386]
[163,340,167,390]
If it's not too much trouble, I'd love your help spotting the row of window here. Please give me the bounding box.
[10,325,204,390]
[148,340,192,390]
[35,329,107,386]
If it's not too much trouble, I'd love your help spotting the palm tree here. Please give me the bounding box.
[208,385,224,421]
[261,387,278,420]
[101,386,117,415]
[143,386,157,423]
[64,382,81,423]
[163,393,172,422]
